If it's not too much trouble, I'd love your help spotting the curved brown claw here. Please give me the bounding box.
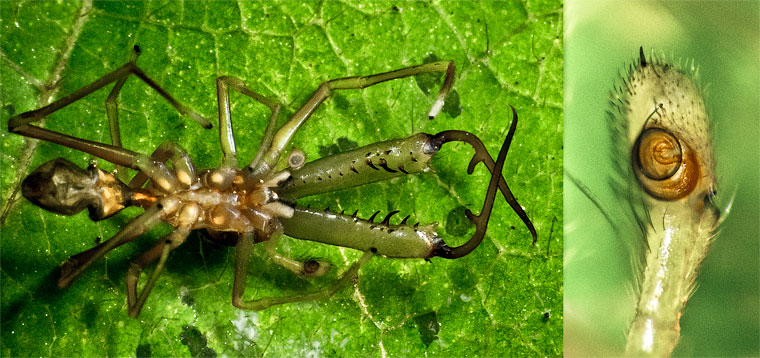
[430,106,537,259]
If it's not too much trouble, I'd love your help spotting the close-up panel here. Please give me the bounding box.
[0,1,562,356]
[565,1,759,357]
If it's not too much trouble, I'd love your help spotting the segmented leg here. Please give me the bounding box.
[106,47,141,182]
[279,133,434,199]
[128,142,197,190]
[232,232,372,310]
[58,198,179,288]
[125,202,198,316]
[264,231,329,278]
[126,227,191,317]
[131,154,182,193]
[214,76,282,170]
[7,45,211,169]
[252,61,456,176]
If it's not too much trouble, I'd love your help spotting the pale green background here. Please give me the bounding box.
[565,1,759,356]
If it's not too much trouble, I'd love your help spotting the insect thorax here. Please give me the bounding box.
[157,168,295,236]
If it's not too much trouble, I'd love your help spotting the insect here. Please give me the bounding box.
[609,48,724,356]
[8,46,536,318]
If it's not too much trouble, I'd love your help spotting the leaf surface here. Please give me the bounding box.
[0,1,562,356]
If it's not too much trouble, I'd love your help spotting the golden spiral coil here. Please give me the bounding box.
[633,127,700,201]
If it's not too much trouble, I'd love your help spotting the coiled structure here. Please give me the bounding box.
[612,48,721,357]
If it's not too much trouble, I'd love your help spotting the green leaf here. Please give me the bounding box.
[1,1,562,356]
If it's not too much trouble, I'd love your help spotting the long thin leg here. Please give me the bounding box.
[58,198,177,288]
[106,48,141,182]
[251,61,456,176]
[232,232,372,310]
[248,95,281,171]
[126,225,191,317]
[264,231,330,278]
[125,203,198,317]
[214,76,281,170]
[8,45,212,169]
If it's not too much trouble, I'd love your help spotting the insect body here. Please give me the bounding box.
[9,46,535,317]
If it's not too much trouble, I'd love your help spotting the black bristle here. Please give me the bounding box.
[368,211,380,223]
[400,215,410,225]
[639,46,647,67]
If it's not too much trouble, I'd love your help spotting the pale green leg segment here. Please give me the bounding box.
[126,225,192,317]
[215,76,281,170]
[280,133,435,199]
[252,61,455,176]
[232,232,373,310]
[283,108,537,260]
[264,232,330,277]
[128,142,196,189]
[281,207,437,258]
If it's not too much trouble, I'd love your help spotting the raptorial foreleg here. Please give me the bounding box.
[430,106,537,257]
[279,107,535,259]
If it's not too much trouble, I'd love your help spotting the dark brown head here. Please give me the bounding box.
[22,158,133,221]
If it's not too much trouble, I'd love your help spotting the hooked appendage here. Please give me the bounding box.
[429,106,537,258]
